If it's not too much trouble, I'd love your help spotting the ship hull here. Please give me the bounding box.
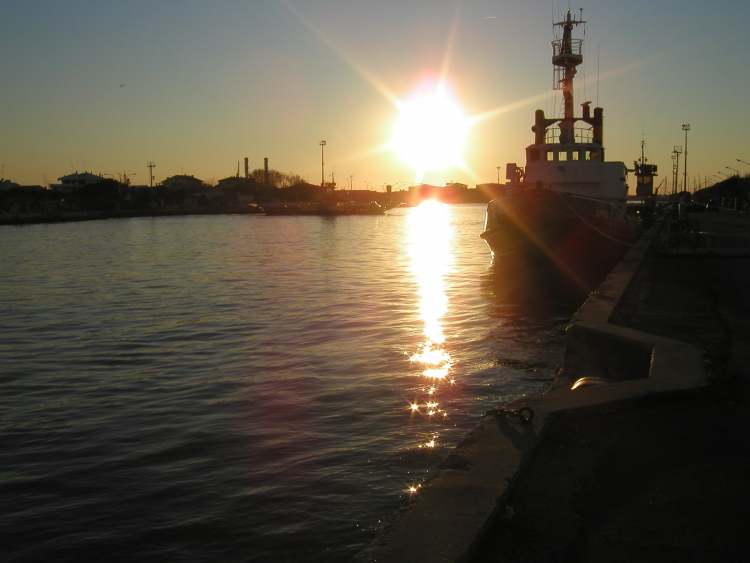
[481,190,638,295]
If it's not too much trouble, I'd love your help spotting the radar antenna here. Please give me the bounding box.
[552,9,586,143]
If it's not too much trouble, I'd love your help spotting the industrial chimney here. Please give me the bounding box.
[264,157,269,186]
[244,157,249,179]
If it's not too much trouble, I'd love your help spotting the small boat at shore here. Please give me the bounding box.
[481,10,638,290]
[262,200,385,216]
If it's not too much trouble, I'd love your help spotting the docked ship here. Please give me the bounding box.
[481,10,638,291]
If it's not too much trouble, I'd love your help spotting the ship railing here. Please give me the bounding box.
[552,38,582,57]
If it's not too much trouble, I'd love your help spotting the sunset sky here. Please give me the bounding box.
[2,0,749,191]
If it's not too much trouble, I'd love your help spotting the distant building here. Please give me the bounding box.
[216,176,258,207]
[408,182,467,200]
[444,182,468,191]
[285,182,326,201]
[216,176,256,190]
[50,172,103,193]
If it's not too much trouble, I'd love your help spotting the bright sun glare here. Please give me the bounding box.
[390,84,470,182]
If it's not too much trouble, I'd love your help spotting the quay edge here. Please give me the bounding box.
[371,215,713,563]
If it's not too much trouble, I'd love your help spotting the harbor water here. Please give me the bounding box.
[0,204,570,562]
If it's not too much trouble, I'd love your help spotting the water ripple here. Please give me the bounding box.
[0,207,568,562]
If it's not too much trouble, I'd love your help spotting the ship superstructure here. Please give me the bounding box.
[481,10,638,292]
[634,140,658,197]
[506,10,628,203]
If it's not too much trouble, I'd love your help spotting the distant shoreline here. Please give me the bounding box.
[0,207,264,227]
[0,200,495,227]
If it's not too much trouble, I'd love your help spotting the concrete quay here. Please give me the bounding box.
[372,211,750,563]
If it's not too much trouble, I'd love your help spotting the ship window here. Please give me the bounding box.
[572,151,579,161]
[546,151,555,162]
[585,150,592,160]
[559,152,568,161]
[590,151,599,161]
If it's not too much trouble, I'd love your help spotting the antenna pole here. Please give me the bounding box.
[552,10,585,143]
[147,161,156,188]
[319,140,326,187]
[682,123,690,192]
[596,45,600,107]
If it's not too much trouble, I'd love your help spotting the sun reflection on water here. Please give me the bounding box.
[407,199,454,377]
[402,200,454,493]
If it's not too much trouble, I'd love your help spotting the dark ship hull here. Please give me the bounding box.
[481,189,638,295]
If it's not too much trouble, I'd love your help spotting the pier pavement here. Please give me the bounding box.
[374,211,750,563]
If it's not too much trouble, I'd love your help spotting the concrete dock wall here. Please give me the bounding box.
[559,221,707,392]
[373,219,709,563]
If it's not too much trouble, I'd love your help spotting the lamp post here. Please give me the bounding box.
[672,146,682,195]
[147,161,156,188]
[681,124,690,192]
[319,140,327,187]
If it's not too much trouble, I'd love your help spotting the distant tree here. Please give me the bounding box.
[70,179,120,212]
[129,187,153,211]
[0,186,58,214]
[159,175,208,192]
[283,174,305,187]
[249,168,306,188]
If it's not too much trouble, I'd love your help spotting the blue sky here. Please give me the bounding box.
[1,0,749,191]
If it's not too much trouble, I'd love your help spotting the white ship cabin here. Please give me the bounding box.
[516,104,627,201]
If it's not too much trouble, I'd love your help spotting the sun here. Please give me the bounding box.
[390,83,470,181]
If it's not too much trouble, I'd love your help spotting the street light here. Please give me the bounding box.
[319,140,327,187]
[672,146,682,195]
[681,124,690,192]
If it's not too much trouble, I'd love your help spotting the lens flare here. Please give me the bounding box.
[390,83,470,182]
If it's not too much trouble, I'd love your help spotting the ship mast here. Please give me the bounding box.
[552,10,585,144]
